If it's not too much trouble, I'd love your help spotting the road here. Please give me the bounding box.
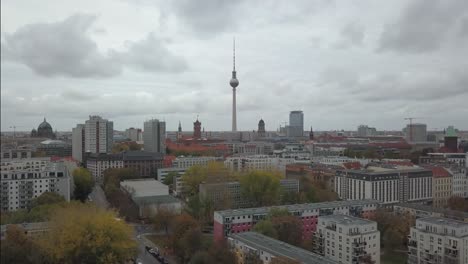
[89,185,109,209]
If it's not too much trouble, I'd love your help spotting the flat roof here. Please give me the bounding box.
[120,179,168,197]
[418,217,468,229]
[230,232,338,264]
[216,199,379,217]
[395,203,468,218]
[318,214,374,226]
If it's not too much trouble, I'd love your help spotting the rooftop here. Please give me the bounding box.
[417,217,468,229]
[215,199,379,217]
[395,203,468,219]
[120,179,168,197]
[319,214,375,226]
[230,232,338,264]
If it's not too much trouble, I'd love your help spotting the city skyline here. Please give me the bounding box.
[2,0,468,131]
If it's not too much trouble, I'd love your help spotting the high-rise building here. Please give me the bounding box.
[124,127,142,141]
[313,215,380,264]
[444,126,459,152]
[405,123,427,142]
[229,39,239,132]
[72,124,85,162]
[257,119,265,138]
[407,217,468,264]
[357,125,377,137]
[287,110,304,137]
[84,116,113,154]
[143,119,166,154]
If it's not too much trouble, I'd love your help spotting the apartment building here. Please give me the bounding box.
[450,167,468,198]
[407,217,468,264]
[172,156,218,169]
[228,232,338,264]
[313,215,380,264]
[143,119,166,154]
[431,167,453,208]
[335,165,432,205]
[214,200,379,241]
[0,161,71,211]
[86,151,164,183]
[224,155,296,175]
[1,157,50,172]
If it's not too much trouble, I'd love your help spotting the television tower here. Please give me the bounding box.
[229,38,239,132]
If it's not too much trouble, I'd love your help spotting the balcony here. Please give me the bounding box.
[408,240,417,248]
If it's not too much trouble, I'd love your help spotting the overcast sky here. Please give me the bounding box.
[1,0,467,132]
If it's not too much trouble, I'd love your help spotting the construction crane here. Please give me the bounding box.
[404,117,423,142]
[9,125,25,138]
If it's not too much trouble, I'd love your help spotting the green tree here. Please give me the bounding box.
[0,225,48,264]
[239,171,281,207]
[181,162,233,197]
[253,220,278,239]
[39,202,137,264]
[30,191,65,209]
[73,168,94,202]
[268,208,291,218]
[270,256,301,264]
[163,171,178,186]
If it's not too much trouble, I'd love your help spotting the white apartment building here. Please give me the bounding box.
[143,119,166,154]
[72,124,85,162]
[407,217,468,264]
[450,167,468,198]
[224,155,296,175]
[313,215,380,264]
[311,156,371,166]
[1,157,50,172]
[1,161,71,211]
[335,166,433,205]
[172,156,218,169]
[85,154,123,183]
[84,116,114,154]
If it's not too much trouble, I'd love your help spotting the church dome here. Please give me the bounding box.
[258,119,265,125]
[38,118,52,130]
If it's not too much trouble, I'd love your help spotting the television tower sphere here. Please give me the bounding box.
[230,77,239,88]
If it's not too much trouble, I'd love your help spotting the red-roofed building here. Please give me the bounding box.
[428,166,453,208]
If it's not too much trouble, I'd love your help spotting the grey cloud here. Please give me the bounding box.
[2,14,121,78]
[2,14,187,78]
[378,0,468,53]
[333,22,364,49]
[116,33,187,72]
[61,90,94,101]
[166,0,244,36]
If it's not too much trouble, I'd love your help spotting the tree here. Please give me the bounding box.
[268,208,291,218]
[271,215,302,246]
[73,168,94,202]
[163,171,178,186]
[253,220,278,239]
[181,162,233,197]
[30,191,65,209]
[170,214,200,263]
[1,225,47,264]
[39,202,137,264]
[239,170,281,207]
[153,207,177,236]
[190,242,236,264]
[179,228,204,263]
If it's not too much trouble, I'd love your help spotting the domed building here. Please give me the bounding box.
[31,118,56,139]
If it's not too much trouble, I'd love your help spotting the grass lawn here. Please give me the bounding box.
[381,250,407,264]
